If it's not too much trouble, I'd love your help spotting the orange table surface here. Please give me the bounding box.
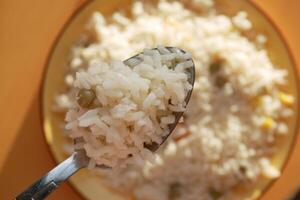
[0,0,300,200]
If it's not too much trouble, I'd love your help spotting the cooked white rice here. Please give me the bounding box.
[65,47,193,168]
[55,0,295,199]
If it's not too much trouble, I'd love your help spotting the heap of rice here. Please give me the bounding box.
[55,0,295,199]
[65,46,193,168]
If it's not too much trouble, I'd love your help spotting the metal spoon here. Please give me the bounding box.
[15,47,195,200]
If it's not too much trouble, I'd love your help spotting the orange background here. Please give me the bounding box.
[0,0,299,200]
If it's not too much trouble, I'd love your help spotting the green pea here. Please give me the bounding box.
[215,75,227,88]
[169,182,182,200]
[77,89,96,108]
[209,188,222,199]
[209,60,223,74]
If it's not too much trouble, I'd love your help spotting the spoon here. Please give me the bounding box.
[15,46,195,200]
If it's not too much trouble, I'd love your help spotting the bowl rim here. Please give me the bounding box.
[245,1,300,199]
[40,0,300,200]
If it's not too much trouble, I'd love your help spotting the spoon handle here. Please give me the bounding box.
[15,152,84,200]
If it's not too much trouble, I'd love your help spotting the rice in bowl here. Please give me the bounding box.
[53,0,296,199]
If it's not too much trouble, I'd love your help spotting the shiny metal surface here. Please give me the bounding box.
[15,151,88,200]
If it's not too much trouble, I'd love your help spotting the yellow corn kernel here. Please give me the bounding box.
[279,92,294,106]
[261,117,275,129]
